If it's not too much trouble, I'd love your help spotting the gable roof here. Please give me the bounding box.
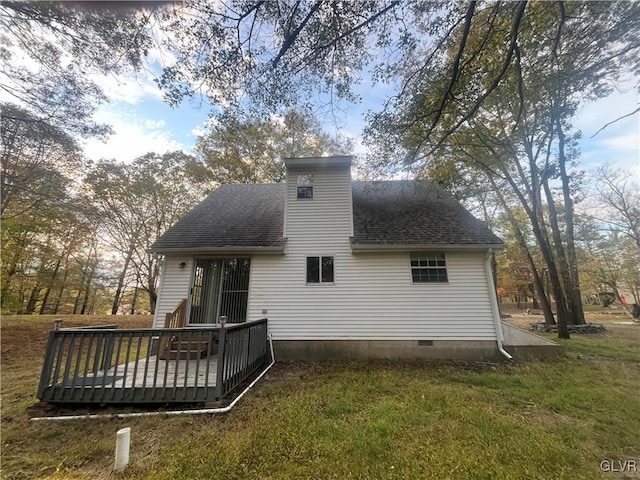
[150,183,286,253]
[150,180,503,253]
[351,181,503,249]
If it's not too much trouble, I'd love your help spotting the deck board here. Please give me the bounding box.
[79,356,219,389]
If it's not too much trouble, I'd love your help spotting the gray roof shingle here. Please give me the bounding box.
[351,181,503,247]
[150,180,502,252]
[150,183,286,252]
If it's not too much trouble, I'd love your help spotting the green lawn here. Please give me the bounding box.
[1,315,639,479]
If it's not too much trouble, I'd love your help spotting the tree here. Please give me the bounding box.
[1,1,152,137]
[155,1,422,112]
[188,110,353,189]
[86,152,200,314]
[362,2,639,338]
[0,103,98,314]
[577,220,640,311]
[1,103,83,220]
[593,166,640,253]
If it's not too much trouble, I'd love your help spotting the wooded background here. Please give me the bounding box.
[1,1,638,337]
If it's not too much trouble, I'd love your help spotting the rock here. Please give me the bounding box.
[529,323,606,334]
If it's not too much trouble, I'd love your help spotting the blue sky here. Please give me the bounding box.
[81,67,639,181]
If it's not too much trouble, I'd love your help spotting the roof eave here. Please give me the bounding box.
[149,245,286,255]
[284,155,353,168]
[350,242,505,253]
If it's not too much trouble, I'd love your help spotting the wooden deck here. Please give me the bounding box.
[37,319,269,404]
[75,356,219,389]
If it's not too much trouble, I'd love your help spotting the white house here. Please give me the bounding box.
[150,156,535,360]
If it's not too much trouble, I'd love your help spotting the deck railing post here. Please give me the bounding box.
[100,330,116,371]
[37,331,58,399]
[215,326,227,398]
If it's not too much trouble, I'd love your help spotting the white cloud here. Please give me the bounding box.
[573,85,640,175]
[191,126,206,137]
[82,107,185,162]
[574,85,639,136]
[144,119,166,129]
[92,72,164,105]
[602,132,640,152]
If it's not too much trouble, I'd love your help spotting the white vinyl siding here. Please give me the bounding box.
[248,250,496,340]
[152,256,192,328]
[247,162,497,341]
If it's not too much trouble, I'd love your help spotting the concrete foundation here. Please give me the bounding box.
[273,339,505,362]
[273,326,564,362]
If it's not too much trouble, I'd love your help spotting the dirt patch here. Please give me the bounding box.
[263,361,313,382]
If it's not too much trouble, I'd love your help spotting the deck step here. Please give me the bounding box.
[170,340,209,350]
[164,340,209,360]
[164,349,209,360]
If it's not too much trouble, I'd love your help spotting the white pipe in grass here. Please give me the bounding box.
[33,334,276,421]
[114,427,131,471]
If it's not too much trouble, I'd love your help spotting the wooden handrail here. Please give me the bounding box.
[160,299,188,359]
[164,298,187,328]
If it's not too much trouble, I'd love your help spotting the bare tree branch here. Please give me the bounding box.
[272,1,323,68]
[591,106,640,138]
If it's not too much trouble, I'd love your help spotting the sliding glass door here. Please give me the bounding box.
[188,258,251,324]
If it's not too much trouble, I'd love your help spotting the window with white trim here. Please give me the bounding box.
[410,252,448,283]
[306,256,334,283]
[297,174,313,199]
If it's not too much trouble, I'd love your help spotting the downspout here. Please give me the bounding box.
[32,334,276,422]
[484,250,513,360]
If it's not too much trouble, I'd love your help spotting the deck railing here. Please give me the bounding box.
[218,319,269,398]
[36,318,269,405]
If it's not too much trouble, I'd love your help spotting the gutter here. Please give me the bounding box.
[484,250,513,360]
[350,242,506,253]
[32,334,276,421]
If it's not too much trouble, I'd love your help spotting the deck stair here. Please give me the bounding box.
[163,338,209,360]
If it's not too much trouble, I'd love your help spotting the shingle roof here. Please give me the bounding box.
[351,181,503,247]
[150,180,502,252]
[149,183,286,252]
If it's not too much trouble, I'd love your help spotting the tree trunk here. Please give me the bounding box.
[39,256,62,314]
[491,177,556,324]
[130,282,138,315]
[541,176,582,325]
[73,259,89,314]
[528,215,570,338]
[556,119,586,325]
[506,142,569,338]
[111,241,136,315]
[80,258,96,315]
[24,284,42,314]
[146,258,160,315]
[532,296,540,310]
[483,140,562,326]
[52,255,70,314]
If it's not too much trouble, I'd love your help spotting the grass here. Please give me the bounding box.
[2,314,639,479]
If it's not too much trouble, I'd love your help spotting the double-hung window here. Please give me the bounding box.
[297,174,313,199]
[410,252,448,283]
[306,256,334,284]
